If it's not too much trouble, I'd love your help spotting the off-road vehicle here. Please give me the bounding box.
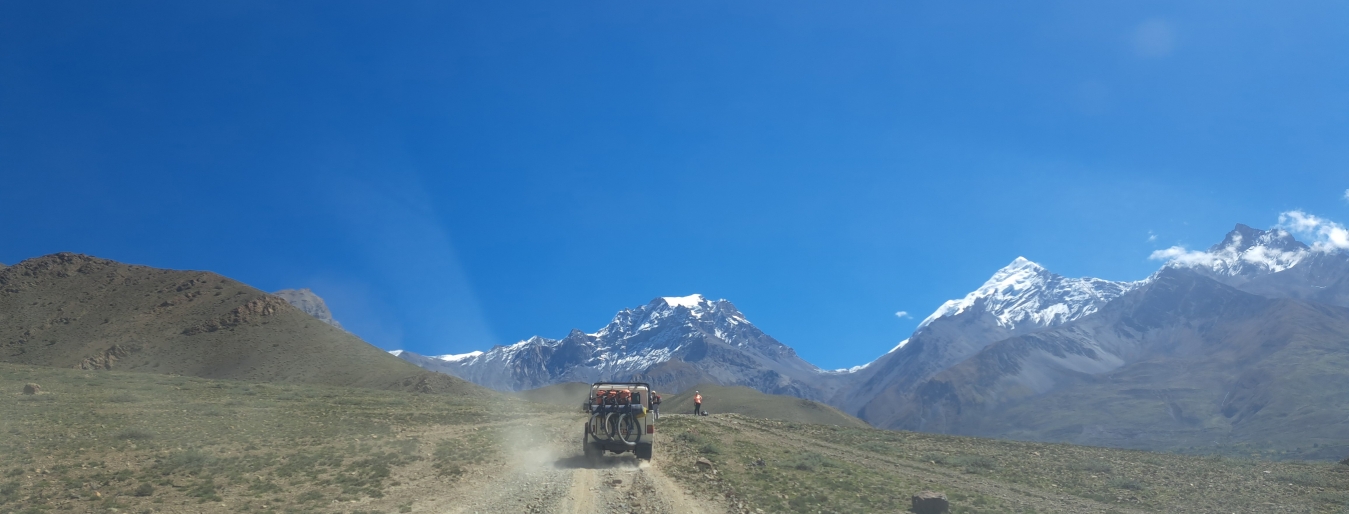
[583,382,656,461]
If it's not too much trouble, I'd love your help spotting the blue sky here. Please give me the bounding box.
[2,1,1347,369]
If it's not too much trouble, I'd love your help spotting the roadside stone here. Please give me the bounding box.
[912,490,949,514]
[22,383,40,395]
[696,458,714,471]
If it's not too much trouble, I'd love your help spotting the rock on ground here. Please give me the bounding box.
[912,490,949,514]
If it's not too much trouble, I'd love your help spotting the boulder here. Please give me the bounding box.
[22,383,40,395]
[696,457,714,471]
[912,490,949,514]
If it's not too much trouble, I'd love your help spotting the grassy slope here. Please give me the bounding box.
[0,253,480,395]
[659,413,1349,514]
[5,363,1348,513]
[512,381,590,408]
[663,383,869,428]
[0,362,540,513]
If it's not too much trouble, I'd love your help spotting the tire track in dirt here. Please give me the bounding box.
[410,412,708,514]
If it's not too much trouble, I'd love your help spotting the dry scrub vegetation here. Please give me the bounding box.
[658,414,1349,514]
[0,363,547,513]
[10,360,1349,514]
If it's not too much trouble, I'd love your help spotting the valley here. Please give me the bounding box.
[6,362,1349,513]
[398,224,1349,459]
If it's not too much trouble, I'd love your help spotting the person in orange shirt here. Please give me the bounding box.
[693,391,703,415]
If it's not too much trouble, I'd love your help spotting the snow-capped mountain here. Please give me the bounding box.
[917,257,1139,332]
[1152,224,1309,283]
[839,257,1141,417]
[391,221,1349,439]
[858,228,1349,458]
[1154,224,1349,309]
[396,294,833,399]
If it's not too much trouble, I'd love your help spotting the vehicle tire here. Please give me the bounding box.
[583,429,599,461]
[635,443,653,461]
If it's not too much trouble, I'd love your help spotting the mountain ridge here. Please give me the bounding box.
[887,266,1349,457]
[395,294,836,399]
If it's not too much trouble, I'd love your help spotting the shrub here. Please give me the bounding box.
[1108,477,1144,491]
[154,449,215,476]
[676,431,722,454]
[0,481,20,505]
[779,452,839,472]
[1273,472,1324,487]
[114,428,155,440]
[1069,460,1113,473]
[297,490,324,503]
[187,478,221,503]
[926,453,997,472]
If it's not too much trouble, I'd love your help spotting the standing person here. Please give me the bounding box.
[651,393,662,420]
[693,391,703,416]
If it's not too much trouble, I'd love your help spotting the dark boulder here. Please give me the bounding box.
[912,490,949,514]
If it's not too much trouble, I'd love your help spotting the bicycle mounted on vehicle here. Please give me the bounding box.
[583,382,655,461]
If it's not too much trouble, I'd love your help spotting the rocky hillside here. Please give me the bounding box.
[273,288,344,329]
[0,253,480,395]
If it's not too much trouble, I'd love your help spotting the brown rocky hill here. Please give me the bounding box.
[0,253,481,395]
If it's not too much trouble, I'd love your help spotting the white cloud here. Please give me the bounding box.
[1150,225,1309,274]
[1343,189,1349,202]
[1279,210,1349,252]
[1149,246,1220,267]
[1147,231,1157,242]
[894,311,911,319]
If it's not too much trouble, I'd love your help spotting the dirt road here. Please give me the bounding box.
[403,412,711,514]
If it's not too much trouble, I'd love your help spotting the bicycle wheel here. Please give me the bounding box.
[590,412,607,440]
[605,411,622,440]
[615,412,642,445]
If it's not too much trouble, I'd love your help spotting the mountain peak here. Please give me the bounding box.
[659,294,708,309]
[917,257,1136,332]
[998,256,1046,275]
[398,293,818,394]
[1152,223,1310,277]
[1210,224,1307,255]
